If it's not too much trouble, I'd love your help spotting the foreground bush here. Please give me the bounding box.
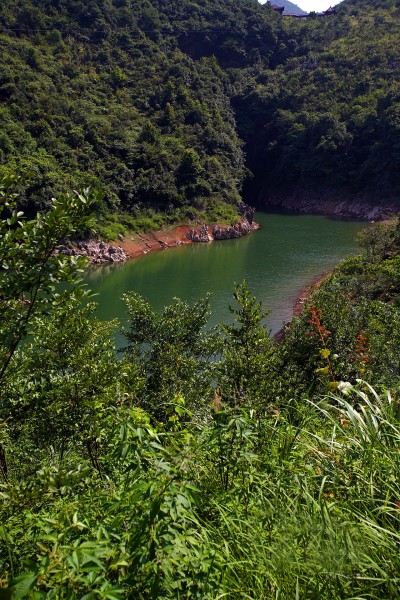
[1,182,400,598]
[2,387,400,598]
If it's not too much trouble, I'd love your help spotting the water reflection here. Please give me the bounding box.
[82,213,366,334]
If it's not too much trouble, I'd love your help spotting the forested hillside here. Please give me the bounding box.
[0,0,280,234]
[237,0,400,205]
[0,0,399,234]
[2,2,400,596]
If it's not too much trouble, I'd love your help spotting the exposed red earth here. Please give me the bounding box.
[116,221,260,260]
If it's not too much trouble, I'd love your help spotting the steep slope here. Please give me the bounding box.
[235,0,400,208]
[0,0,399,229]
[0,0,281,229]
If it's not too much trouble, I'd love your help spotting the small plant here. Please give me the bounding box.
[307,305,338,387]
[351,331,371,374]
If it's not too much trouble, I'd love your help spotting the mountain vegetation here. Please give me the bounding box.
[0,0,399,236]
[237,0,400,203]
[2,1,400,596]
[0,0,280,237]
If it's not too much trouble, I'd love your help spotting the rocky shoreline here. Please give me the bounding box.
[59,205,259,265]
[59,197,395,266]
[263,192,397,221]
[186,218,255,243]
[58,239,128,265]
[58,202,258,264]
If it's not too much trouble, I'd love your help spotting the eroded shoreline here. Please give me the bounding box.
[292,270,334,317]
[117,220,260,260]
[263,194,397,221]
[273,271,334,343]
[63,219,260,265]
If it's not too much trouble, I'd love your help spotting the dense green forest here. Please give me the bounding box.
[1,174,400,598]
[239,0,400,203]
[0,0,279,236]
[2,0,400,596]
[0,0,399,235]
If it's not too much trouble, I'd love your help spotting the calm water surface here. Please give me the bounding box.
[84,213,366,336]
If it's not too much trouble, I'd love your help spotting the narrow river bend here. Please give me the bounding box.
[83,213,366,336]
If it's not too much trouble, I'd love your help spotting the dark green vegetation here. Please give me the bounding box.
[2,0,400,595]
[0,0,399,238]
[0,0,254,236]
[2,179,400,598]
[239,0,400,203]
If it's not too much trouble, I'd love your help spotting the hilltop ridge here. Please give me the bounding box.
[265,0,307,15]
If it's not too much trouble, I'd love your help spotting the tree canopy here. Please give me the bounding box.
[0,0,399,236]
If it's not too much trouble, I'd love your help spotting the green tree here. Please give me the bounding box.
[0,175,94,481]
[215,282,275,411]
[0,176,94,385]
[176,149,202,185]
[123,293,216,421]
[3,301,121,479]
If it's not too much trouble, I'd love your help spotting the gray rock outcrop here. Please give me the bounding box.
[187,218,254,243]
[186,223,213,242]
[237,202,255,224]
[57,239,128,264]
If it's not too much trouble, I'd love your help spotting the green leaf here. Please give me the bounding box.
[99,589,124,600]
[10,573,36,599]
[315,366,329,375]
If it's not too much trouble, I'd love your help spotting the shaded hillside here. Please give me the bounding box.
[235,0,400,206]
[0,0,399,231]
[0,0,281,231]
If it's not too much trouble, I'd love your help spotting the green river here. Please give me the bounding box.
[83,213,366,337]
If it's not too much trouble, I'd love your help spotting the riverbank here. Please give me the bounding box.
[117,220,260,260]
[57,220,260,265]
[117,225,193,259]
[61,202,259,264]
[292,270,334,317]
[273,270,334,343]
[262,191,397,221]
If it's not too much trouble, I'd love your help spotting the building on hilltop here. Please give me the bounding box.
[285,6,338,18]
[268,1,337,18]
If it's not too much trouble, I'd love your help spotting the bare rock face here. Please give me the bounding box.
[213,224,241,240]
[186,223,213,242]
[57,239,128,264]
[237,202,255,224]
[187,218,254,243]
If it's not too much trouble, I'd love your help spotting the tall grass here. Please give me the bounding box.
[2,385,399,598]
[199,385,400,599]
